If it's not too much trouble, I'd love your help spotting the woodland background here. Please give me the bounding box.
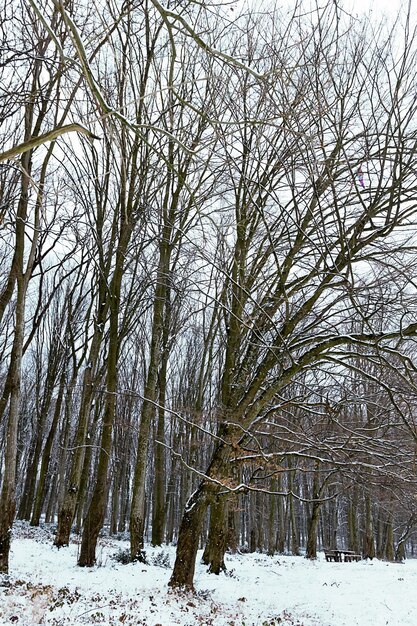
[1,0,417,589]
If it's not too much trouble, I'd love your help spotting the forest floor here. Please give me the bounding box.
[0,522,416,626]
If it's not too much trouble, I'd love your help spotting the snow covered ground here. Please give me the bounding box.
[1,523,416,625]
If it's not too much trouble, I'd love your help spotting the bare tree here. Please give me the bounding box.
[169,3,417,588]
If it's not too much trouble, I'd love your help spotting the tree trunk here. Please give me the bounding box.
[117,457,131,533]
[19,348,59,521]
[169,430,237,589]
[347,488,359,553]
[276,474,286,553]
[306,469,321,559]
[74,399,102,533]
[267,480,277,556]
[55,378,75,520]
[45,472,59,523]
[227,494,238,554]
[0,130,42,570]
[54,354,103,547]
[201,495,227,573]
[0,276,26,572]
[77,393,115,565]
[396,539,406,562]
[168,481,211,589]
[78,268,123,566]
[165,465,177,545]
[151,346,168,546]
[31,370,66,526]
[130,240,171,558]
[376,510,384,560]
[110,464,121,536]
[363,493,375,559]
[288,461,300,556]
[385,512,395,562]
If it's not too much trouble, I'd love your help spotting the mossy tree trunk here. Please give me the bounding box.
[202,495,228,573]
[169,433,234,589]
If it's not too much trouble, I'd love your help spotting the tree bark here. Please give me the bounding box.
[78,253,126,565]
[0,275,26,572]
[168,481,211,589]
[347,488,359,553]
[130,238,171,558]
[151,342,169,546]
[54,353,103,547]
[276,474,286,553]
[31,369,66,526]
[0,113,44,568]
[201,495,227,573]
[363,493,375,559]
[169,430,236,589]
[306,468,321,559]
[18,346,60,521]
[385,511,395,561]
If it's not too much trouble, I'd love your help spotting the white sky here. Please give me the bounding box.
[347,0,413,16]
[241,0,413,16]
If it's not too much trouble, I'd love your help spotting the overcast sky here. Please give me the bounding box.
[239,0,413,17]
[347,0,411,15]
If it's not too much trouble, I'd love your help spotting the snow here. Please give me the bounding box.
[1,524,417,625]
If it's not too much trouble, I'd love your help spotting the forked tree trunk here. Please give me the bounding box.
[168,481,211,589]
[169,433,235,589]
[78,377,117,565]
